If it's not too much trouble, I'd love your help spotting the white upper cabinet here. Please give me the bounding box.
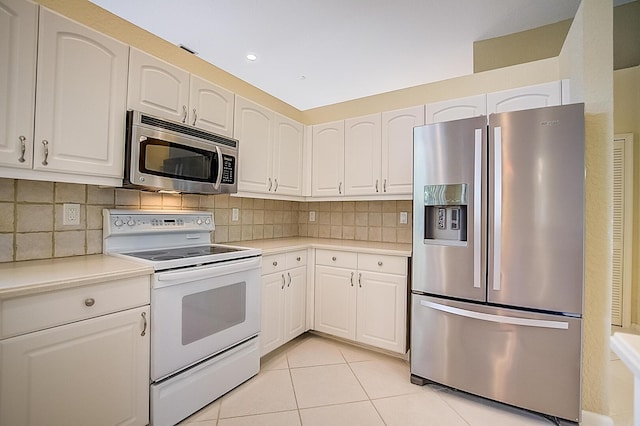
[127,48,189,123]
[344,113,381,196]
[33,7,128,179]
[128,48,234,137]
[381,105,425,195]
[425,94,486,124]
[273,113,304,196]
[312,120,345,197]
[234,96,303,196]
[486,81,562,114]
[0,0,38,170]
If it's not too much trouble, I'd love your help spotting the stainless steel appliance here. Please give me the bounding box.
[411,103,585,423]
[124,110,238,194]
[103,209,262,426]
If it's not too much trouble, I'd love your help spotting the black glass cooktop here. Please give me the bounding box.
[123,245,243,261]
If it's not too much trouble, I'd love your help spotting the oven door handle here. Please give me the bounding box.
[155,257,261,287]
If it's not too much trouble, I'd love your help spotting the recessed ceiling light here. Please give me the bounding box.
[246,53,257,61]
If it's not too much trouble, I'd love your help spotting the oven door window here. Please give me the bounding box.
[140,138,218,182]
[181,281,246,345]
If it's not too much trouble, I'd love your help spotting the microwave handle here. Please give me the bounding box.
[214,145,223,191]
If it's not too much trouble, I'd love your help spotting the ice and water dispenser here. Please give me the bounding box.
[423,183,468,243]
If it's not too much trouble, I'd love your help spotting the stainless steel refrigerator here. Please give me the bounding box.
[411,103,585,423]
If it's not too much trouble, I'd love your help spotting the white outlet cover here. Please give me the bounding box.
[399,211,408,224]
[232,208,239,221]
[63,203,81,226]
[309,211,316,222]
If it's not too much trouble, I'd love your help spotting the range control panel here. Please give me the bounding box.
[103,209,214,236]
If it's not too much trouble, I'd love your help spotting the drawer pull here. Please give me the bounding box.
[273,261,278,266]
[84,298,95,307]
[332,256,337,261]
[297,256,301,262]
[141,312,147,336]
[378,261,383,266]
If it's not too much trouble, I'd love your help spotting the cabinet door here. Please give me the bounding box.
[127,47,190,123]
[0,0,37,170]
[0,306,150,426]
[284,266,306,343]
[189,74,234,137]
[356,271,406,353]
[33,8,128,178]
[260,271,286,356]
[234,96,274,194]
[312,121,345,197]
[381,105,425,195]
[273,113,304,196]
[314,265,356,340]
[486,81,561,114]
[426,94,487,124]
[344,113,381,195]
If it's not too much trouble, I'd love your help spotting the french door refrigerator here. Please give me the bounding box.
[411,103,585,423]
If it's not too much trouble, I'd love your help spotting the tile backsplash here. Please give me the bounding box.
[0,178,412,263]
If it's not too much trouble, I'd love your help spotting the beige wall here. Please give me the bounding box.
[559,0,613,415]
[474,19,572,74]
[613,66,640,325]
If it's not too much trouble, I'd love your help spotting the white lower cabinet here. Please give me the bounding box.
[314,249,407,354]
[0,277,150,426]
[260,250,307,356]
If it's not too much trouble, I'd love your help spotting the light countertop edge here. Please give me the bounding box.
[234,237,412,257]
[611,332,640,377]
[0,254,153,300]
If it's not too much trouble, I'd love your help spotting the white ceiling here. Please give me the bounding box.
[90,0,598,111]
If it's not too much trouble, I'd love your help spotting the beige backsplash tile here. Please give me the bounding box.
[0,178,413,262]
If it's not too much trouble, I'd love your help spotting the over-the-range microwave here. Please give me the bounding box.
[123,110,238,194]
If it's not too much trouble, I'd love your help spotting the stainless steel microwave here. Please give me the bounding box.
[124,110,238,194]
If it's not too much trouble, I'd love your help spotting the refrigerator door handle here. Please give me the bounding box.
[419,300,569,330]
[473,128,483,289]
[492,126,502,291]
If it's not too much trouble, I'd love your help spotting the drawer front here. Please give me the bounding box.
[315,249,357,269]
[286,250,307,268]
[1,275,150,339]
[262,254,287,275]
[358,253,407,275]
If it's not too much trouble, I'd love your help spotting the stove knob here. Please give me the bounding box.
[196,218,203,225]
[114,218,123,227]
[205,218,211,225]
[127,219,135,226]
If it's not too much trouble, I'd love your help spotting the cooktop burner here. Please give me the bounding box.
[123,245,243,261]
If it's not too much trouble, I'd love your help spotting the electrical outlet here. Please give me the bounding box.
[309,211,316,222]
[63,203,80,226]
[232,208,239,222]
[399,211,408,225]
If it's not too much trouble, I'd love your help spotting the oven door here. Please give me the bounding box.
[151,256,261,381]
[127,124,237,194]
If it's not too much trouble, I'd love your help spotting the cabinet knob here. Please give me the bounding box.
[296,256,301,261]
[273,261,278,266]
[378,261,383,266]
[84,298,95,307]
[332,256,337,261]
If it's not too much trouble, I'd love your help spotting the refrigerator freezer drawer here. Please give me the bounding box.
[410,294,582,422]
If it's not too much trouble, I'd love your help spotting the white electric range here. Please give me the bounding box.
[103,209,262,426]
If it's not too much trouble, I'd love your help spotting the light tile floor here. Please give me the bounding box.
[178,332,632,425]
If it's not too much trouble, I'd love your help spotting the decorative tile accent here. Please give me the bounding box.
[0,178,413,263]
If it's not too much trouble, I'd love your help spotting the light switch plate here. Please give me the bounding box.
[232,208,239,221]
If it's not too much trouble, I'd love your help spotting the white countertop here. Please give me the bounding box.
[235,237,412,257]
[611,332,640,377]
[0,254,153,300]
